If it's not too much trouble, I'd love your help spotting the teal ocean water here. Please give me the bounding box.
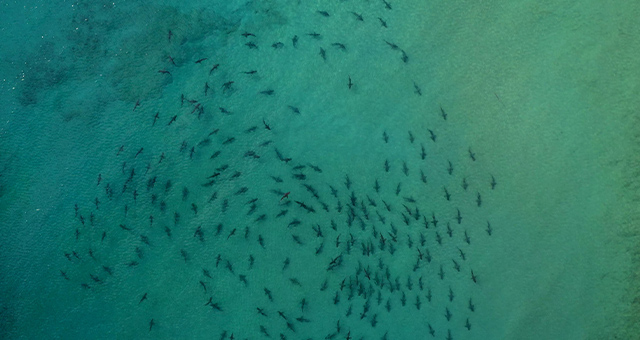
[1,1,639,339]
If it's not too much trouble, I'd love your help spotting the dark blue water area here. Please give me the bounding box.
[1,1,638,339]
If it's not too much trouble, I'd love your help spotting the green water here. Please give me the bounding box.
[1,1,639,339]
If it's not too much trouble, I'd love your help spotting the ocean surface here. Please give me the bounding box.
[1,1,639,339]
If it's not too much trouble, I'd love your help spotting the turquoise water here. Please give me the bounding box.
[1,1,639,339]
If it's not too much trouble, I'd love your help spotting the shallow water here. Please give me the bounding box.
[1,1,639,339]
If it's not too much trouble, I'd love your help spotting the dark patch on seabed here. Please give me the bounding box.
[53,1,500,340]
